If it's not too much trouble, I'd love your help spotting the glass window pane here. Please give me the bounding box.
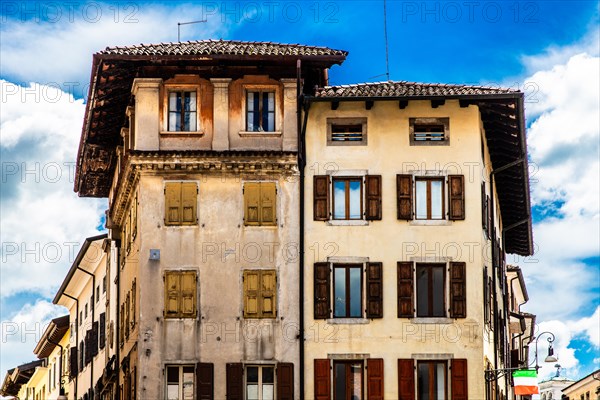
[167,384,179,400]
[416,180,427,219]
[188,91,197,111]
[351,363,362,399]
[266,111,275,131]
[246,384,258,400]
[169,92,179,112]
[432,266,445,317]
[416,266,429,317]
[247,366,259,383]
[418,363,430,400]
[334,267,347,317]
[263,367,274,383]
[431,180,443,219]
[436,363,446,400]
[262,384,274,400]
[266,92,275,111]
[349,267,361,317]
[334,363,347,400]
[187,111,197,131]
[167,367,179,383]
[169,112,179,131]
[333,180,347,219]
[247,92,256,111]
[349,180,361,219]
[247,112,255,131]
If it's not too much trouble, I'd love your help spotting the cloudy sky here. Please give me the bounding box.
[1,0,598,389]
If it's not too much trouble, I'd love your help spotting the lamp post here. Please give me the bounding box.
[531,331,558,372]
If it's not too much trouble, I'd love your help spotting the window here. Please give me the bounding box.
[314,359,383,400]
[399,359,467,400]
[327,118,367,145]
[79,311,83,325]
[246,365,274,400]
[166,365,195,400]
[103,275,106,293]
[314,175,381,222]
[396,175,465,221]
[246,91,275,132]
[243,270,276,318]
[164,271,197,318]
[96,285,100,302]
[85,303,88,318]
[164,182,198,225]
[244,182,277,226]
[334,264,362,318]
[168,91,197,132]
[417,361,447,400]
[397,262,466,319]
[409,117,449,145]
[334,361,363,399]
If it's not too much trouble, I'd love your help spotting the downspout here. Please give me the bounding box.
[63,293,79,400]
[296,58,305,400]
[115,240,121,400]
[77,266,96,396]
[47,338,65,396]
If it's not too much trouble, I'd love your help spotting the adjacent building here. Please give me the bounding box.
[561,369,600,400]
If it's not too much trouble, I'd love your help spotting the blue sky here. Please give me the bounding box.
[1,0,598,390]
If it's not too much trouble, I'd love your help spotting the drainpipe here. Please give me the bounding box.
[296,58,305,400]
[47,338,65,397]
[77,266,96,397]
[63,293,79,400]
[115,239,121,400]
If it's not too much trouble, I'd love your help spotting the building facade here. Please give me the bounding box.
[562,369,600,400]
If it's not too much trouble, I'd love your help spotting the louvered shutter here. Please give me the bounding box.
[397,359,415,400]
[486,195,492,238]
[261,270,276,318]
[181,182,197,224]
[451,359,468,400]
[314,262,331,319]
[365,175,382,220]
[226,363,243,400]
[99,312,106,349]
[397,262,414,318]
[69,347,78,378]
[481,183,488,235]
[181,271,197,317]
[448,175,465,220]
[165,182,182,224]
[366,262,383,318]
[396,175,413,220]
[84,330,91,365]
[131,279,136,327]
[91,321,99,357]
[165,272,181,317]
[79,341,84,372]
[276,363,294,400]
[313,175,330,221]
[196,362,214,400]
[450,262,467,318]
[367,358,384,400]
[314,359,331,400]
[483,267,490,324]
[261,182,277,225]
[244,182,261,226]
[244,270,260,318]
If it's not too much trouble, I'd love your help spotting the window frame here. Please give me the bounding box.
[246,90,276,132]
[244,364,275,400]
[240,84,282,136]
[415,177,445,220]
[333,360,364,400]
[243,181,278,227]
[327,117,368,146]
[162,85,202,134]
[242,269,277,319]
[417,360,448,400]
[332,176,364,221]
[164,270,198,319]
[164,181,199,226]
[415,263,447,318]
[333,263,364,319]
[165,364,195,400]
[409,117,450,146]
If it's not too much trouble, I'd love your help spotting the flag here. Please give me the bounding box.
[513,369,539,395]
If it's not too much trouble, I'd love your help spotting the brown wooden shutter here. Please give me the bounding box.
[481,182,488,235]
[196,362,214,400]
[276,363,294,400]
[226,363,243,400]
[483,267,490,324]
[486,195,492,238]
[365,175,382,220]
[448,175,465,220]
[396,174,413,220]
[165,182,181,224]
[314,262,331,319]
[397,262,414,318]
[131,279,136,327]
[181,271,197,317]
[367,358,384,400]
[99,312,106,349]
[397,359,415,400]
[450,262,467,318]
[314,359,331,400]
[84,330,91,365]
[261,270,276,318]
[261,182,277,225]
[69,347,78,378]
[314,175,330,221]
[244,182,261,226]
[91,321,99,357]
[366,262,383,318]
[451,359,468,400]
[181,182,198,224]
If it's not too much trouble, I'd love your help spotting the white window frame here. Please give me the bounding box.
[327,169,369,226]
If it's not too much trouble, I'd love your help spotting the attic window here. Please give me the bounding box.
[327,118,367,146]
[410,117,450,145]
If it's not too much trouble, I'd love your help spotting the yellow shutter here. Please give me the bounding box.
[260,183,277,225]
[180,271,197,317]
[165,182,182,225]
[181,183,197,224]
[244,270,260,317]
[261,270,276,318]
[244,183,261,226]
[165,272,180,317]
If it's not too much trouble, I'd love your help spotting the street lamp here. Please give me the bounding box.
[531,331,558,372]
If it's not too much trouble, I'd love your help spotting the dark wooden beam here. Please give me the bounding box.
[431,99,445,108]
[399,100,408,109]
[459,99,472,108]
[365,100,374,110]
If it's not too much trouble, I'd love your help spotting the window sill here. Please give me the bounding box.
[409,140,450,146]
[160,130,205,136]
[409,220,452,226]
[327,318,370,325]
[410,317,454,324]
[239,131,282,137]
[327,220,369,226]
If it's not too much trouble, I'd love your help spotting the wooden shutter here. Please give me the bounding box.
[181,182,198,224]
[84,330,91,365]
[69,347,78,378]
[131,279,136,327]
[448,175,465,220]
[196,362,214,400]
[450,262,467,318]
[366,262,383,318]
[244,182,261,226]
[165,272,181,317]
[481,183,488,234]
[125,292,130,338]
[244,270,260,318]
[398,359,415,400]
[276,363,294,400]
[397,262,414,318]
[91,321,99,357]
[483,267,490,324]
[451,359,468,400]
[132,193,137,239]
[486,195,492,238]
[367,358,384,400]
[261,270,276,318]
[226,363,243,400]
[165,182,182,224]
[365,175,382,220]
[314,262,331,319]
[314,175,330,221]
[314,359,331,400]
[261,182,277,225]
[181,271,197,317]
[79,341,84,372]
[99,312,106,349]
[396,175,413,220]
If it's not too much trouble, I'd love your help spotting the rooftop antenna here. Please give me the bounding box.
[177,20,207,42]
[369,0,391,80]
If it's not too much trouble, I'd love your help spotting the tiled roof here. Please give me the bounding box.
[99,39,348,57]
[315,81,519,98]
